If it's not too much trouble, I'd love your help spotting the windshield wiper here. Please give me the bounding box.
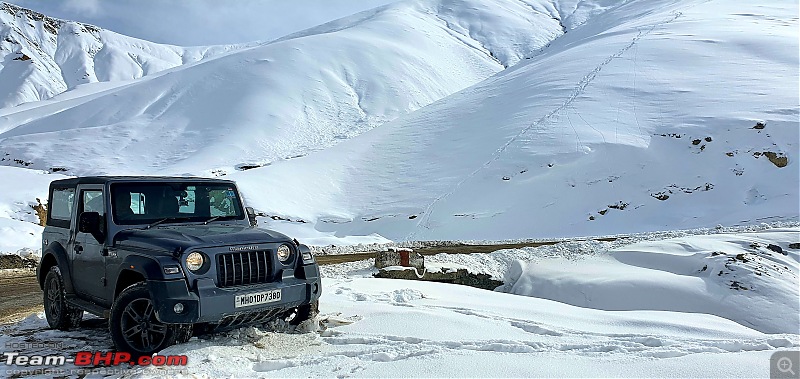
[203,215,236,225]
[146,217,189,229]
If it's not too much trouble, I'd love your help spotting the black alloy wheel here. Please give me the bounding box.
[43,266,83,330]
[109,283,180,357]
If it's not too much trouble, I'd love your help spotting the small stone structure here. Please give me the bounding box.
[374,247,424,270]
[374,247,502,290]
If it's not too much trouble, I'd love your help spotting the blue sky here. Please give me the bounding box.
[8,0,397,45]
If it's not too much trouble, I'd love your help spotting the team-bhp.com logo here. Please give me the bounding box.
[2,350,187,376]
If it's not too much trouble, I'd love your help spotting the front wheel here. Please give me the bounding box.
[109,283,182,357]
[43,266,83,330]
[287,300,319,326]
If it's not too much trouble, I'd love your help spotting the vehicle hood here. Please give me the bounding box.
[113,224,292,254]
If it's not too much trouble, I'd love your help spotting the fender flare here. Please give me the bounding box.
[38,243,73,293]
[119,255,171,281]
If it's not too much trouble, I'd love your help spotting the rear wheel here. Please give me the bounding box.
[43,266,83,330]
[109,283,181,357]
[287,300,319,326]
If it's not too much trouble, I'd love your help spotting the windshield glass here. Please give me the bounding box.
[111,182,245,225]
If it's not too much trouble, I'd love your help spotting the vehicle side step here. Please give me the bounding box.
[65,295,110,318]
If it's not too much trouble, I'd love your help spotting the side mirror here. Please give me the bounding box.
[245,207,258,227]
[78,212,105,242]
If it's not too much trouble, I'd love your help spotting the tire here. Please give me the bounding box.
[109,283,181,357]
[175,323,194,344]
[43,266,83,330]
[287,300,319,326]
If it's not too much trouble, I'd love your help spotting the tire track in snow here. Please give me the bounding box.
[407,10,684,241]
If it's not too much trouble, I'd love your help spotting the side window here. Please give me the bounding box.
[129,193,146,215]
[82,190,104,215]
[50,188,75,222]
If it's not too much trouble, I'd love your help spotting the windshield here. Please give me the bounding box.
[111,182,245,225]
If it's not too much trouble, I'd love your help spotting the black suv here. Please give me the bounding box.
[36,177,321,356]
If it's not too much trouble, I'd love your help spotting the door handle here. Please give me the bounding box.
[74,244,83,254]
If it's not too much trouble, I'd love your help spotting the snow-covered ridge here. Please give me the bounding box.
[0,1,244,108]
[0,0,568,176]
[234,0,798,241]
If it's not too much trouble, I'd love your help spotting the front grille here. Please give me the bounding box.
[217,250,271,287]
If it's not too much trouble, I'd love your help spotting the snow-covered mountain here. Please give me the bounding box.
[0,0,567,175]
[231,0,798,242]
[0,1,243,108]
[0,0,796,248]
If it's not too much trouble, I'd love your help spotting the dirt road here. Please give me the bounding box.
[0,237,619,324]
[0,273,42,323]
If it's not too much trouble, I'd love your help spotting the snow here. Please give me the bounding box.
[0,166,65,255]
[2,228,797,378]
[502,228,800,334]
[0,0,563,177]
[0,0,795,247]
[0,216,40,255]
[0,0,797,375]
[227,0,798,242]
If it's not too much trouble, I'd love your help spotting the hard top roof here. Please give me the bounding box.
[49,176,236,187]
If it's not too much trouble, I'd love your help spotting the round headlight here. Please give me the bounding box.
[186,252,204,272]
[276,244,292,262]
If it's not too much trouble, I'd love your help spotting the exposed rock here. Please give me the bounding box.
[12,53,31,61]
[374,268,502,290]
[762,151,787,168]
[766,244,785,255]
[0,254,37,270]
[30,198,47,226]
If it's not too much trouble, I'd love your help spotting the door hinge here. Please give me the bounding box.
[101,277,106,287]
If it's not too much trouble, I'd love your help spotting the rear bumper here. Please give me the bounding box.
[150,264,321,324]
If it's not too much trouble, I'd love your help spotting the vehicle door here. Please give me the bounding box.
[71,184,108,303]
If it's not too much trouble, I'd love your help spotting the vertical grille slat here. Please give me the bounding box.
[247,252,253,285]
[216,250,272,288]
[255,251,261,283]
[222,255,229,287]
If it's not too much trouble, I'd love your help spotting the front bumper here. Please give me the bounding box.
[149,264,321,324]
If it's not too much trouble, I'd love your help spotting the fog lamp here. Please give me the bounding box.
[174,303,184,314]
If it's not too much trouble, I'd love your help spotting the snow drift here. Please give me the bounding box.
[503,228,800,334]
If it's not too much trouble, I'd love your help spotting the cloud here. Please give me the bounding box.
[61,0,102,16]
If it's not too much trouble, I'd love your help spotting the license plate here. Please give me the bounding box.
[234,289,281,308]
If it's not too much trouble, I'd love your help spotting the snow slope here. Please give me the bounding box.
[0,0,564,175]
[1,228,797,377]
[231,0,798,241]
[504,228,800,334]
[0,2,244,109]
[0,0,796,250]
[0,166,66,254]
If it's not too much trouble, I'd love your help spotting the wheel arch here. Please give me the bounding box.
[38,243,71,292]
[114,255,173,301]
[114,269,146,300]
